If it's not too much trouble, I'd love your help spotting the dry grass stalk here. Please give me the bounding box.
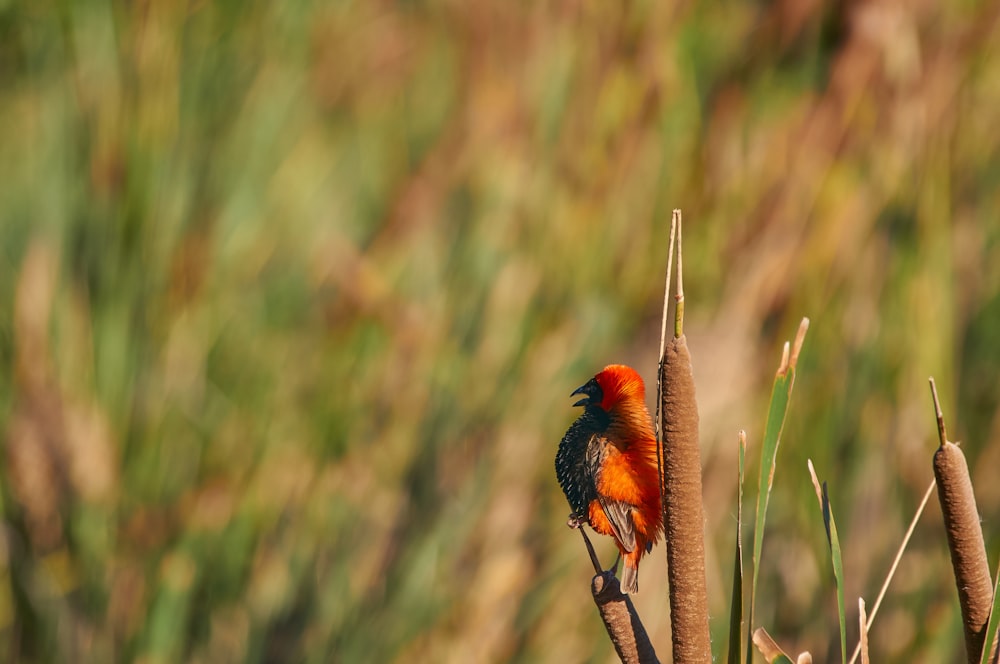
[848,478,936,664]
[654,212,678,445]
[658,212,712,663]
[930,378,993,664]
[752,627,814,663]
[858,598,869,664]
[751,627,784,661]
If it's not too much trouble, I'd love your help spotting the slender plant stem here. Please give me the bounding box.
[847,478,937,664]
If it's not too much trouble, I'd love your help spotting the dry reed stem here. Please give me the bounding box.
[660,335,712,663]
[858,598,869,664]
[674,210,685,338]
[752,627,814,663]
[591,572,660,664]
[751,627,784,661]
[656,212,679,381]
[848,478,936,664]
[656,213,679,450]
[930,377,993,664]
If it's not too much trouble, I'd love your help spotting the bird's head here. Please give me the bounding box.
[571,364,646,412]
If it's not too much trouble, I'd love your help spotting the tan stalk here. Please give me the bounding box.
[858,598,869,664]
[655,213,679,464]
[848,478,936,664]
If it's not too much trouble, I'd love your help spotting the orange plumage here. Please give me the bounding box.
[555,364,663,593]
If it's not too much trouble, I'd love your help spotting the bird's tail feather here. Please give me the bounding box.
[621,563,638,594]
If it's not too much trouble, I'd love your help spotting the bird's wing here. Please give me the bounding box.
[586,435,637,553]
[596,492,637,553]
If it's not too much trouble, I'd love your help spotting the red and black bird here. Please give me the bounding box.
[555,364,662,593]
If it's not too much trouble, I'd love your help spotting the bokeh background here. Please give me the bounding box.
[2,0,1000,662]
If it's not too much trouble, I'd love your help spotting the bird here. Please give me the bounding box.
[555,364,662,594]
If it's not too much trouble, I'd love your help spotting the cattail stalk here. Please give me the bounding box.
[930,378,993,664]
[576,527,659,663]
[658,210,712,663]
[591,572,659,664]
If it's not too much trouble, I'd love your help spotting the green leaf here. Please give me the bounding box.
[979,557,1000,664]
[746,317,808,664]
[822,481,848,664]
[808,460,847,664]
[728,431,746,664]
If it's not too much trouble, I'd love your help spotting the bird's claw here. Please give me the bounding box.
[567,513,586,529]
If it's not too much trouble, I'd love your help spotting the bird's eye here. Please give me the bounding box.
[570,378,603,408]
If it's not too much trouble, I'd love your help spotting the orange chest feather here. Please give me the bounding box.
[595,443,660,507]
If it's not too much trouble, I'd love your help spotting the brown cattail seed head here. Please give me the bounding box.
[934,441,993,664]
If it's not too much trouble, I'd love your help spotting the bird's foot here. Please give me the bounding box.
[567,513,587,529]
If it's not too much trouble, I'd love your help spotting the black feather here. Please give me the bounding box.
[554,407,609,517]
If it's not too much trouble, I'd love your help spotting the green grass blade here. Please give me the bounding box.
[808,460,847,664]
[979,557,1000,664]
[728,431,747,664]
[823,482,848,664]
[746,317,808,664]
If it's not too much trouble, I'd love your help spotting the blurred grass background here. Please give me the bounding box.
[1,0,1000,662]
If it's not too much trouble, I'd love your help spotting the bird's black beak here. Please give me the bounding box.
[571,378,603,408]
